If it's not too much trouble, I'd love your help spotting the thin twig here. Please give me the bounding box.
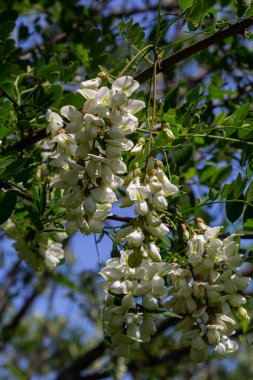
[0,180,33,202]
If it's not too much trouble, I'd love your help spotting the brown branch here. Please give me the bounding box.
[2,127,49,155]
[107,214,133,222]
[55,341,106,380]
[135,16,253,83]
[0,260,22,314]
[0,284,41,349]
[0,180,33,202]
[79,372,111,380]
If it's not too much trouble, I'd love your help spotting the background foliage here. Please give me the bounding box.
[0,0,253,379]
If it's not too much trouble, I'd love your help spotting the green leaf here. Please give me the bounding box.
[188,0,203,30]
[164,83,181,111]
[117,17,145,49]
[178,0,193,11]
[26,206,44,232]
[0,63,13,83]
[45,84,63,107]
[215,111,226,125]
[246,181,253,203]
[221,183,232,199]
[0,10,18,40]
[0,21,16,40]
[185,84,200,104]
[0,126,8,139]
[70,43,90,66]
[60,92,84,109]
[233,103,250,122]
[128,250,142,268]
[232,173,245,199]
[2,158,32,178]
[0,9,18,23]
[0,191,17,224]
[237,0,251,17]
[209,187,217,201]
[243,205,253,230]
[237,119,253,140]
[241,317,250,333]
[159,310,182,318]
[245,5,253,16]
[225,195,245,223]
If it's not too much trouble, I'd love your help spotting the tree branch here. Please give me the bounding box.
[0,261,22,314]
[0,180,33,202]
[0,284,41,349]
[135,16,253,83]
[2,127,49,155]
[55,341,106,380]
[107,214,133,222]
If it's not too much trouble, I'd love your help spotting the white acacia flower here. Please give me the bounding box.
[156,168,178,196]
[78,88,98,99]
[105,138,134,152]
[131,141,144,157]
[46,109,64,135]
[125,228,145,248]
[51,132,77,155]
[112,76,139,96]
[96,86,111,105]
[144,222,169,237]
[142,294,159,309]
[110,111,138,135]
[88,217,103,233]
[61,104,82,120]
[101,165,124,189]
[80,77,102,89]
[122,294,136,309]
[91,185,117,204]
[126,178,151,201]
[149,176,163,193]
[148,242,162,262]
[93,203,112,220]
[83,195,97,216]
[44,242,64,269]
[108,157,127,174]
[146,210,162,227]
[134,200,149,215]
[120,99,145,114]
[152,192,168,210]
[110,92,128,107]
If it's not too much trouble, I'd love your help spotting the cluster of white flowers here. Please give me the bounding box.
[165,225,250,361]
[2,74,247,360]
[101,252,171,356]
[101,158,179,355]
[101,213,249,359]
[46,76,145,236]
[4,220,66,270]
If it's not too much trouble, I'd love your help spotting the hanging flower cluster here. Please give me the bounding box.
[46,76,145,236]
[101,255,171,356]
[165,225,250,361]
[4,220,66,270]
[101,221,249,358]
[101,157,179,355]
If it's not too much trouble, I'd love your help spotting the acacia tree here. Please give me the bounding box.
[1,0,253,379]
